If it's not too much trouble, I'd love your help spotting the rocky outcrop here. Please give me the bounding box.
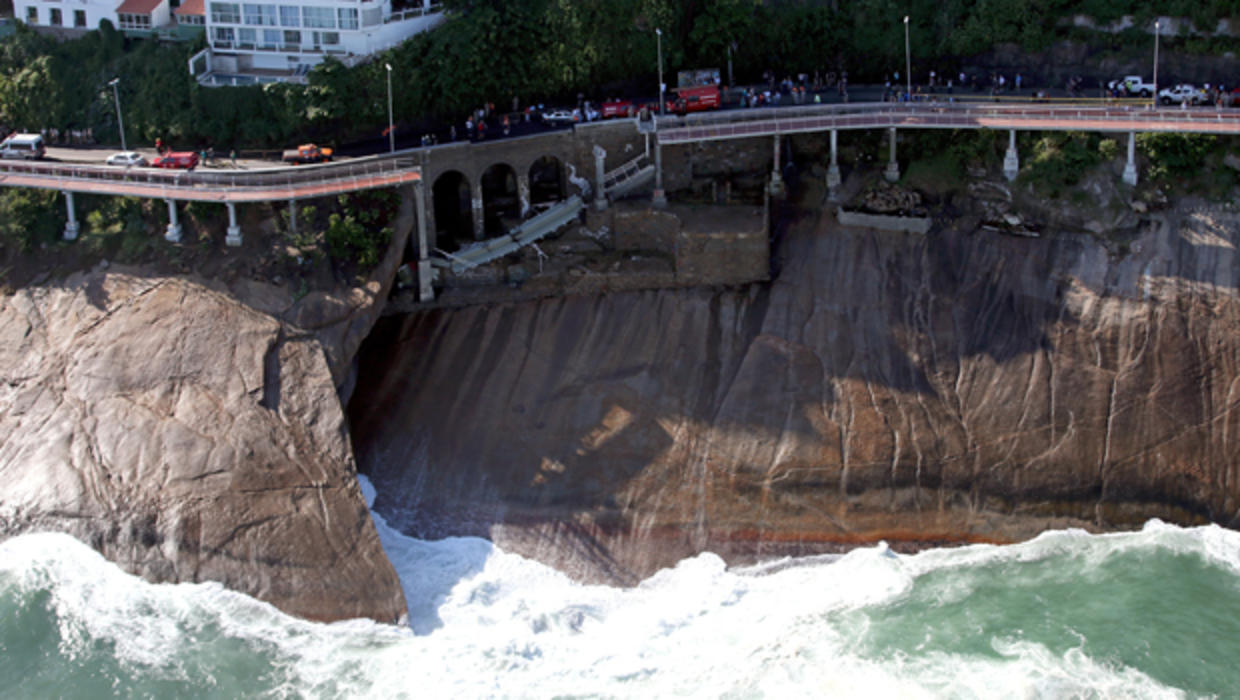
[350,197,1240,584]
[0,269,407,623]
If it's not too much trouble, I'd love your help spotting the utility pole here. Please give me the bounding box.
[385,63,394,153]
[903,16,911,100]
[656,28,665,116]
[1152,19,1161,108]
[108,78,126,151]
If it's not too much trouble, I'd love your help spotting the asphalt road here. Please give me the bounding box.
[31,81,1218,167]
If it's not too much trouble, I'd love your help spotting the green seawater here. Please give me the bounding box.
[843,535,1240,697]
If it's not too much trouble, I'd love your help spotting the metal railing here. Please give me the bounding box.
[657,101,1240,143]
[603,152,651,192]
[0,153,421,201]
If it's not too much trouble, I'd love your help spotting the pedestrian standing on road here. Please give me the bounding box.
[502,115,510,136]
[1016,73,1022,90]
[929,70,936,87]
[231,149,237,167]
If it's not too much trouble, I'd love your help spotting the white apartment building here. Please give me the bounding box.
[197,0,444,83]
[14,0,165,33]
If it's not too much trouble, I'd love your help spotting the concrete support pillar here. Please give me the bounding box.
[884,127,900,183]
[593,144,608,211]
[1122,131,1139,186]
[165,199,182,242]
[1003,129,1020,181]
[289,199,298,235]
[517,173,531,217]
[652,138,667,208]
[63,191,79,240]
[826,128,842,198]
[225,202,242,247]
[471,190,485,239]
[414,179,434,302]
[769,133,785,195]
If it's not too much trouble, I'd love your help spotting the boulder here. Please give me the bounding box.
[0,271,407,624]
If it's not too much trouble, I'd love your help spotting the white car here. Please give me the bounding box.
[106,151,148,167]
[1159,84,1207,105]
[540,109,575,125]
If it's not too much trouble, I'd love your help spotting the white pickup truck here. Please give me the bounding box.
[1107,75,1156,97]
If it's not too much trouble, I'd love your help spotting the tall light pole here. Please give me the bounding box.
[1152,19,1161,107]
[727,41,735,88]
[108,77,126,151]
[656,27,665,116]
[903,16,911,100]
[384,63,394,153]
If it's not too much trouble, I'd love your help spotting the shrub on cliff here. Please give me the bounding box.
[0,189,62,256]
[323,189,400,272]
[1020,132,1103,198]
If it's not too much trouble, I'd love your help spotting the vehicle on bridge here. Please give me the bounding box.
[666,85,721,115]
[152,151,199,169]
[540,109,575,125]
[601,99,636,119]
[1159,84,1207,105]
[282,143,333,164]
[1107,75,1156,97]
[105,151,148,167]
[0,133,46,160]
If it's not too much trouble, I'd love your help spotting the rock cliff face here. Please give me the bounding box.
[0,269,407,624]
[350,199,1240,584]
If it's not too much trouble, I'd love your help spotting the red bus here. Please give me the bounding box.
[667,85,721,115]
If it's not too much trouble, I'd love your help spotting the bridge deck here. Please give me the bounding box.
[0,154,421,201]
[657,102,1240,144]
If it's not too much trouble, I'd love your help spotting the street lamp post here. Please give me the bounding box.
[1152,19,1161,107]
[903,16,911,100]
[108,78,126,152]
[656,28,665,116]
[384,63,394,153]
[727,41,735,88]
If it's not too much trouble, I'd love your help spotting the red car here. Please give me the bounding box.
[152,151,199,169]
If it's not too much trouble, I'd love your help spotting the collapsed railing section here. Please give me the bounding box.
[434,194,584,275]
[603,152,653,198]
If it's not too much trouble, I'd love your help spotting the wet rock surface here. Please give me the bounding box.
[351,197,1240,584]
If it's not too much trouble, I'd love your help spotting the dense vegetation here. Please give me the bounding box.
[3,0,1240,151]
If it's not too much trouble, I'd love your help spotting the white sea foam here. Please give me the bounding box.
[3,479,1222,698]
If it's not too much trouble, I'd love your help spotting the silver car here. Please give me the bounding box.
[105,151,148,167]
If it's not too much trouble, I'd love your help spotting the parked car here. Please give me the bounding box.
[1107,75,1156,97]
[105,151,147,167]
[0,132,46,159]
[282,143,332,164]
[1159,84,1207,105]
[540,109,575,125]
[151,151,199,169]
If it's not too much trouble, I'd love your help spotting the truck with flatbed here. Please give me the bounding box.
[1106,75,1156,97]
[282,144,333,164]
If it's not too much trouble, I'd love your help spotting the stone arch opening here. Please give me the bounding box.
[481,162,519,236]
[528,155,565,209]
[432,170,472,251]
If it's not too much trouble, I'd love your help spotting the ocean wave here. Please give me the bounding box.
[1,478,1233,698]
